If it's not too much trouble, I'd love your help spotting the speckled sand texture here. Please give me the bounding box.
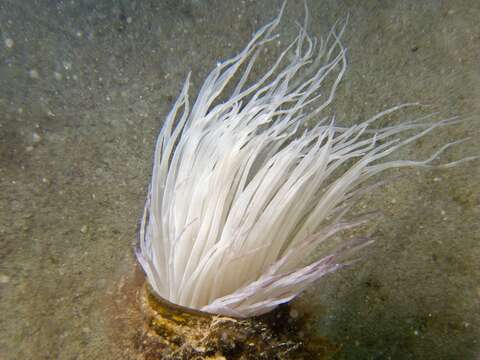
[1,1,479,359]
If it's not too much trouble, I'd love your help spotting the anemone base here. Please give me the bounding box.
[136,283,338,359]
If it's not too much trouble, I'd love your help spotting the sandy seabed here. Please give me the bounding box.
[1,1,479,359]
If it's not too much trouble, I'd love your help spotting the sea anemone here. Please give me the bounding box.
[136,3,471,319]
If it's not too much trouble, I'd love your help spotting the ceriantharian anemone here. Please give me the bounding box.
[135,2,474,319]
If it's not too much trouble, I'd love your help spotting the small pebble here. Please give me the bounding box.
[32,132,41,143]
[29,69,39,79]
[80,225,88,233]
[5,38,14,48]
